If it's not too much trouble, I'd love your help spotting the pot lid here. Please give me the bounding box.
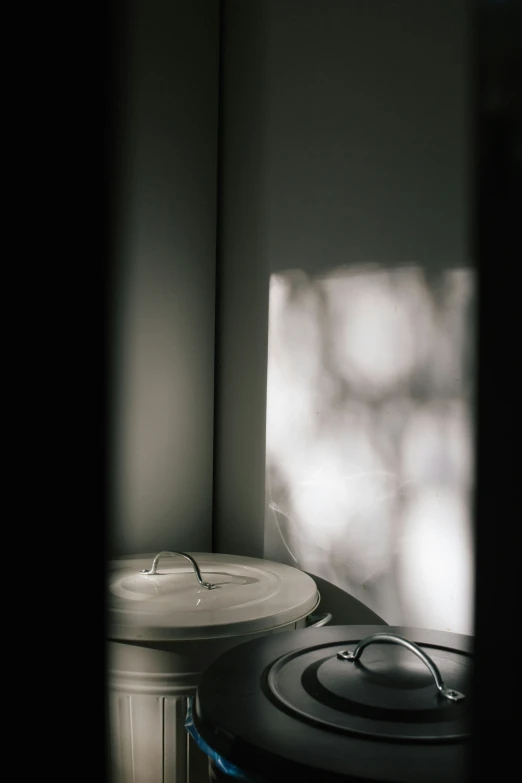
[194,625,474,783]
[107,551,320,641]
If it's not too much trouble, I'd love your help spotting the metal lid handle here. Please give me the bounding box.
[337,633,465,702]
[307,612,333,628]
[139,551,217,590]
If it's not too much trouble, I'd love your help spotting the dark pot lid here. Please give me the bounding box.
[194,625,474,783]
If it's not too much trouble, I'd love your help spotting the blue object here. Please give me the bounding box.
[185,697,254,781]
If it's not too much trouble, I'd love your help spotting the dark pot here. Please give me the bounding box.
[190,625,473,783]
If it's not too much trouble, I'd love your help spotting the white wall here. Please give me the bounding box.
[215,0,473,632]
[109,1,220,556]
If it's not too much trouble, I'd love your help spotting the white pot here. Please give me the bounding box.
[107,551,329,783]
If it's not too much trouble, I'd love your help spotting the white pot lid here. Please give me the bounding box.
[107,551,320,641]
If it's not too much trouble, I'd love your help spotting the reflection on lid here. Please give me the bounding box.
[110,571,259,603]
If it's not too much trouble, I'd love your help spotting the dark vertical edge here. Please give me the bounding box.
[468,1,480,778]
[211,0,226,554]
[209,1,270,558]
[105,0,126,779]
[471,0,522,779]
[105,0,128,566]
[104,0,112,775]
[105,3,116,586]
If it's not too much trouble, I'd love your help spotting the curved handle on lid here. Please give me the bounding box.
[337,633,465,702]
[307,612,333,628]
[139,551,217,590]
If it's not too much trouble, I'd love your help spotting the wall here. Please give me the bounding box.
[108,0,220,557]
[215,0,473,632]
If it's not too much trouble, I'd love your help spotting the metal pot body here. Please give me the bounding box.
[108,618,310,783]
